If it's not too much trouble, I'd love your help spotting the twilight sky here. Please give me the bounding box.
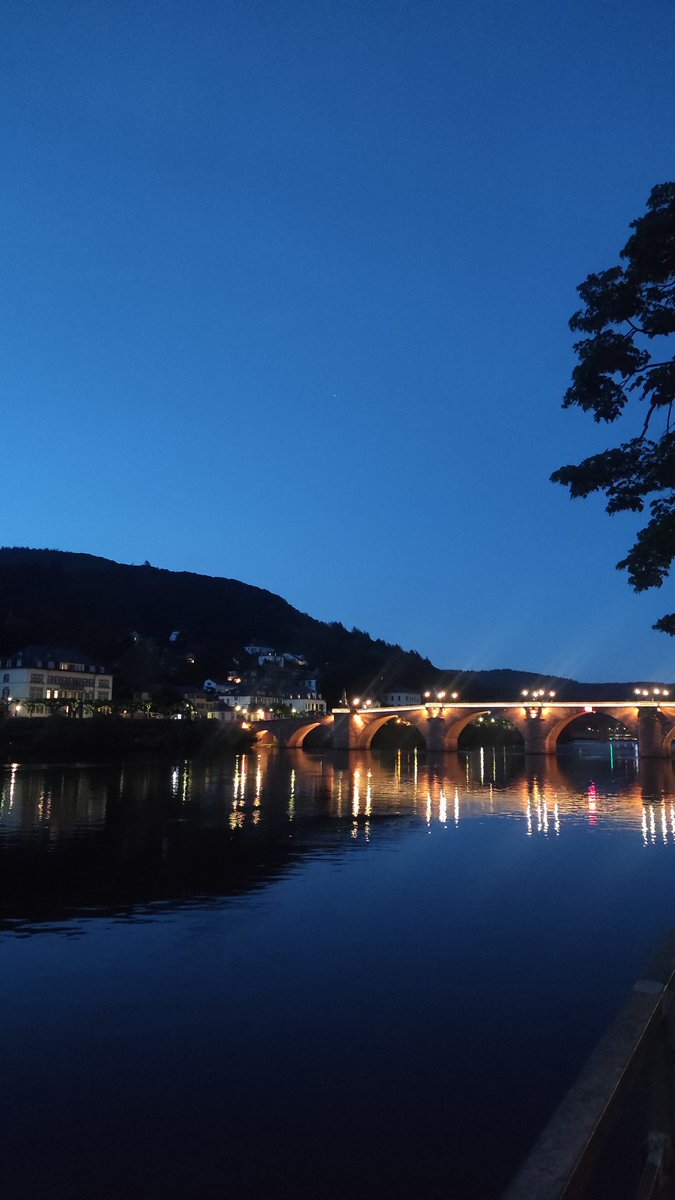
[2,0,675,681]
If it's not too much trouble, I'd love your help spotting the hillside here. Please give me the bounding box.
[0,548,665,705]
[0,548,435,704]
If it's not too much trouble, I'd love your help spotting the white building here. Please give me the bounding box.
[384,690,422,707]
[283,693,327,716]
[1,646,113,716]
[232,692,283,716]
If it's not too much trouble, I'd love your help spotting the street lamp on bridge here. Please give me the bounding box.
[423,689,459,717]
[521,689,555,720]
[634,687,669,705]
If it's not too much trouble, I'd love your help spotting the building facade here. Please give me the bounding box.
[384,690,422,706]
[0,647,113,715]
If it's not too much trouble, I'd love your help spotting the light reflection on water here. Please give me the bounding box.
[0,741,664,854]
[3,743,675,1199]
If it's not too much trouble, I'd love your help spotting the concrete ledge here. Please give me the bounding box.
[503,969,673,1200]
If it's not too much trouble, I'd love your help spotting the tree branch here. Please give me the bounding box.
[639,402,657,438]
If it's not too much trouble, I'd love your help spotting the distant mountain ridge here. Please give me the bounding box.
[0,548,665,705]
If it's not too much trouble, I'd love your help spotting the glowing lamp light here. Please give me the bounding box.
[451,692,458,699]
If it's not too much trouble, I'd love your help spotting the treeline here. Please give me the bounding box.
[0,549,665,704]
[0,549,437,705]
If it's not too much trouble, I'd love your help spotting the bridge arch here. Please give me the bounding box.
[285,720,329,749]
[443,710,492,751]
[367,714,426,750]
[541,706,639,754]
[355,712,428,750]
[253,727,280,747]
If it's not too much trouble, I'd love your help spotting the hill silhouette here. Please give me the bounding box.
[0,548,663,705]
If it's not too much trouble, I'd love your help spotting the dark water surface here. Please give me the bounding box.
[2,744,675,1199]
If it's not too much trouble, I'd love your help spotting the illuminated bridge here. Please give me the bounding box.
[253,697,675,758]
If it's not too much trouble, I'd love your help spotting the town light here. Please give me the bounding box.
[451,692,458,700]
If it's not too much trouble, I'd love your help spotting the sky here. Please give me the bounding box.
[2,0,675,682]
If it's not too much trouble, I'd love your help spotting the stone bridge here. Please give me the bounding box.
[253,700,675,758]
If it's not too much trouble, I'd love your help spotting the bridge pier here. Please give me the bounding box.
[332,708,357,750]
[637,709,671,759]
[426,716,447,753]
[520,710,556,756]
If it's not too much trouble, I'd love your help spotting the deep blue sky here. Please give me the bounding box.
[3,0,675,680]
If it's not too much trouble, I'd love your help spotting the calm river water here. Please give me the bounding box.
[2,743,675,1199]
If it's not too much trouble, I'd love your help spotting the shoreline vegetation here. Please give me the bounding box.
[0,716,256,762]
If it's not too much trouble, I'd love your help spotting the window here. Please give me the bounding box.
[30,674,44,683]
[2,674,8,683]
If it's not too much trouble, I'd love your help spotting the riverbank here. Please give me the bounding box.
[0,716,255,762]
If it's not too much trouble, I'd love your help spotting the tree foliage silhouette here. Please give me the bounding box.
[552,183,675,632]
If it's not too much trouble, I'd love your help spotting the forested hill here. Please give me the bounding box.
[0,549,661,704]
[0,548,435,702]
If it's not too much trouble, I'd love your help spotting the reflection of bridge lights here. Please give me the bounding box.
[288,768,295,821]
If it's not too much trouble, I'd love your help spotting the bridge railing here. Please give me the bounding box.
[503,933,675,1199]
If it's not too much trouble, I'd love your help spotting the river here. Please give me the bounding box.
[1,743,674,1199]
